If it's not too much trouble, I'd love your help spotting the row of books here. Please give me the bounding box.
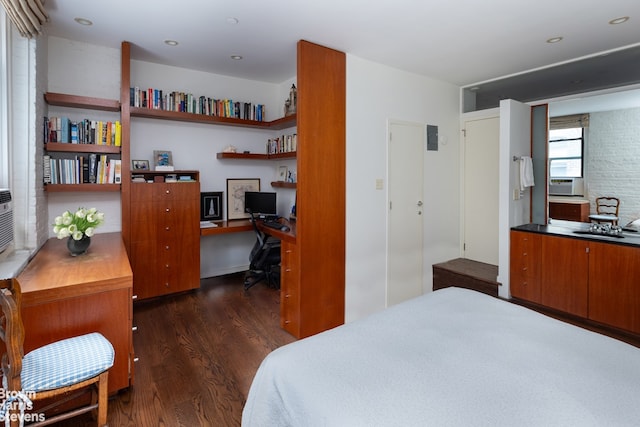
[267,133,297,154]
[44,116,122,145]
[43,154,122,185]
[129,87,266,121]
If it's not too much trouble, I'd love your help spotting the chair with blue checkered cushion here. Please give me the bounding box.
[0,278,114,427]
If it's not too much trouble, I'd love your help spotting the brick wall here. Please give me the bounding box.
[586,107,640,226]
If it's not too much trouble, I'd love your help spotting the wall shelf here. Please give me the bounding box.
[45,143,121,154]
[45,183,120,192]
[271,181,296,189]
[216,152,296,160]
[44,92,121,112]
[131,107,296,130]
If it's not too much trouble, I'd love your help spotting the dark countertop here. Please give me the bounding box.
[512,220,640,248]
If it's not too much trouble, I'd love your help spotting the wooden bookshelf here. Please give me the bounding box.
[44,183,120,192]
[130,107,296,130]
[44,92,120,112]
[216,152,296,160]
[271,181,296,189]
[45,143,121,154]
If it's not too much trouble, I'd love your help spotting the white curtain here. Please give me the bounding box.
[0,0,47,38]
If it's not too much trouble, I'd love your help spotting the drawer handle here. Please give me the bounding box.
[285,269,292,272]
[132,295,138,300]
[166,208,170,212]
[165,190,170,194]
[165,245,170,250]
[132,326,138,332]
[133,357,140,363]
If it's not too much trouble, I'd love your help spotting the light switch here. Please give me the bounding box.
[376,179,384,190]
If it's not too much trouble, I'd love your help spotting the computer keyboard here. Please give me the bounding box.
[263,220,290,232]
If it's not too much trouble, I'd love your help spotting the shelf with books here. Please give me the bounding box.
[45,143,121,154]
[130,106,296,130]
[44,183,120,192]
[216,151,297,160]
[44,92,120,112]
[44,91,123,194]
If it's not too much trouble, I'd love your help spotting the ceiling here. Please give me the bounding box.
[40,0,640,104]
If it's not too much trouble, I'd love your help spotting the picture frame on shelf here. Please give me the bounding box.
[277,165,288,181]
[201,192,223,221]
[227,178,260,220]
[154,150,174,171]
[131,159,150,171]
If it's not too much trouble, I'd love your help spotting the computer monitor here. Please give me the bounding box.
[244,191,277,219]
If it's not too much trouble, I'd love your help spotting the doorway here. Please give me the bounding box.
[387,121,424,306]
[463,116,499,266]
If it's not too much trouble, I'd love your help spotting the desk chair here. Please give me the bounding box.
[244,213,281,290]
[589,196,620,226]
[0,278,114,427]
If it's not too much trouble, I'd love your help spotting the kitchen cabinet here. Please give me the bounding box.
[510,225,640,334]
[510,230,541,303]
[588,242,640,333]
[540,234,589,317]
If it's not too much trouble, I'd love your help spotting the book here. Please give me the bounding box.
[200,221,219,228]
[113,159,122,184]
[88,154,97,183]
[43,155,51,183]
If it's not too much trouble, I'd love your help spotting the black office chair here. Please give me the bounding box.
[244,212,281,290]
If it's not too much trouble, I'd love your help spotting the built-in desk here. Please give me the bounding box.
[200,218,297,243]
[16,232,134,393]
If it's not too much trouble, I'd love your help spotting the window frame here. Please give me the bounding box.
[548,127,584,178]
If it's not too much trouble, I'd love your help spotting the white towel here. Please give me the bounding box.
[519,156,535,191]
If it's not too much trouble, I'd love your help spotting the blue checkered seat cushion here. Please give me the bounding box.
[20,332,114,392]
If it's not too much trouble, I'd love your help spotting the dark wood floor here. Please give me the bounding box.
[57,273,296,426]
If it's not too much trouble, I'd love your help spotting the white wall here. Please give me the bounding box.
[586,107,640,225]
[345,55,461,322]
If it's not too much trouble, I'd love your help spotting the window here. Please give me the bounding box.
[548,127,583,178]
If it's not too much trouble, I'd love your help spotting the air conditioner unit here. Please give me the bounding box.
[549,177,584,196]
[0,189,14,254]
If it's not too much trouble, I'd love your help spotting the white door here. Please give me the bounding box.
[463,117,500,265]
[387,121,424,306]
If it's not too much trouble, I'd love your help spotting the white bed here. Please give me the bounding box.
[242,287,640,426]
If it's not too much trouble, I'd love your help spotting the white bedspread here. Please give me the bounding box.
[242,287,640,426]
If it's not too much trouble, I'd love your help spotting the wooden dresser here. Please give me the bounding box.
[16,232,134,393]
[130,175,200,299]
[548,198,590,222]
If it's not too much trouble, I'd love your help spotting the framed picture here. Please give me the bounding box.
[227,178,260,220]
[131,159,150,170]
[153,150,174,171]
[277,165,288,181]
[200,192,223,221]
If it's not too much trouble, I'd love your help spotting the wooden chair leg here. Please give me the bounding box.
[97,371,109,426]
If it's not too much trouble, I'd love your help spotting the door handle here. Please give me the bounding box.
[417,201,423,206]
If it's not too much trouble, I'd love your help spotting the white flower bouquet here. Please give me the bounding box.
[53,207,105,240]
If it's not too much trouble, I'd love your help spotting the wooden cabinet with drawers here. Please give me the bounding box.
[130,172,200,299]
[510,226,640,335]
[548,199,589,222]
[280,240,300,334]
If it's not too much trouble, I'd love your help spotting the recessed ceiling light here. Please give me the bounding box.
[74,17,93,26]
[164,40,179,46]
[609,16,629,25]
[546,36,563,44]
[230,55,243,60]
[227,17,239,25]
